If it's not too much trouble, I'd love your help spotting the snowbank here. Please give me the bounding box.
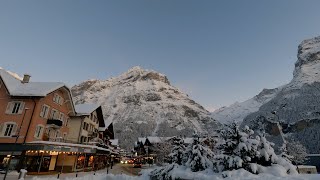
[31,168,320,180]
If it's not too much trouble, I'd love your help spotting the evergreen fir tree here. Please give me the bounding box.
[214,123,297,174]
[183,133,214,172]
[167,136,185,165]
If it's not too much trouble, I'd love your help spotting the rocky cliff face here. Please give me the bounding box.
[240,36,320,153]
[72,66,219,149]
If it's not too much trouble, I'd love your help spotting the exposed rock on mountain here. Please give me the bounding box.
[72,66,219,149]
[240,36,320,153]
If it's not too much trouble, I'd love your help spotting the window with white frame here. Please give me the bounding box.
[34,125,44,139]
[94,115,98,124]
[53,93,64,105]
[63,133,67,140]
[59,112,64,122]
[65,118,69,127]
[59,96,64,105]
[1,122,17,137]
[5,101,25,114]
[55,130,60,139]
[50,109,58,119]
[40,104,50,118]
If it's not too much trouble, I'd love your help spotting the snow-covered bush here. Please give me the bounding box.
[183,133,214,172]
[149,164,177,180]
[286,140,308,165]
[214,123,297,175]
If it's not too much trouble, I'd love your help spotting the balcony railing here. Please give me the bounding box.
[47,118,63,127]
[88,132,98,137]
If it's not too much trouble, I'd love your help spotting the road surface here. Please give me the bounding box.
[0,163,149,180]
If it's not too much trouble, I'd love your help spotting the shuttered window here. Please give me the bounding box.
[34,125,44,139]
[40,104,50,118]
[0,122,17,137]
[53,93,64,105]
[5,101,25,114]
[50,109,58,119]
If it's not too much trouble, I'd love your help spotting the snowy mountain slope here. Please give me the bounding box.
[241,35,320,153]
[211,87,282,124]
[72,66,219,149]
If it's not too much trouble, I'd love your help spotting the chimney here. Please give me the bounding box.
[22,74,31,83]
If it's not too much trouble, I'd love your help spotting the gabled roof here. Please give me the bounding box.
[98,118,113,131]
[0,69,76,115]
[0,69,67,97]
[138,137,171,144]
[137,136,204,145]
[75,103,101,115]
[74,103,106,128]
[110,139,119,146]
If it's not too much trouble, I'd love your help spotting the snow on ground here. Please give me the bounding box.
[29,166,320,180]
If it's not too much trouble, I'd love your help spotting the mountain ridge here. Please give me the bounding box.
[72,66,219,149]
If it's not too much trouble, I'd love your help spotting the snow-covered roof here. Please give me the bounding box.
[98,119,113,131]
[138,137,147,144]
[75,103,101,115]
[297,165,317,169]
[138,136,171,144]
[137,136,207,145]
[110,139,119,146]
[105,119,112,128]
[0,69,67,97]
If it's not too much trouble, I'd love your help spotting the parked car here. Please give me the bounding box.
[120,157,129,164]
[133,161,142,168]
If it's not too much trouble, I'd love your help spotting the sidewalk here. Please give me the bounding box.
[0,164,130,180]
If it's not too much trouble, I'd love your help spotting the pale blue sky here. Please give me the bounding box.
[1,0,320,110]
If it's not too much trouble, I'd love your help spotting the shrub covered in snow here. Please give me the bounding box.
[286,140,308,165]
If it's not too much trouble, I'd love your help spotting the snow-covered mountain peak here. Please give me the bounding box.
[291,36,320,88]
[296,36,320,66]
[112,66,170,86]
[211,87,282,124]
[72,67,219,149]
[211,35,320,125]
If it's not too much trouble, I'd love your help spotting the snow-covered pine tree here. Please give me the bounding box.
[214,123,259,173]
[149,137,183,180]
[167,136,185,165]
[183,133,214,172]
[214,123,297,175]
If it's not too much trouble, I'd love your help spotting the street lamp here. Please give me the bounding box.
[4,107,29,180]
